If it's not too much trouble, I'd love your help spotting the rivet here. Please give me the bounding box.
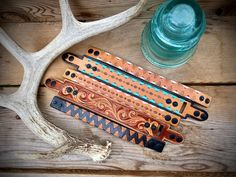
[86,64,92,69]
[88,49,94,54]
[51,81,56,87]
[73,90,78,95]
[66,87,72,93]
[194,111,200,117]
[94,51,100,56]
[151,125,157,131]
[92,67,97,71]
[173,101,178,107]
[46,79,51,85]
[200,113,208,120]
[166,99,172,104]
[71,73,76,78]
[199,96,204,101]
[65,71,70,76]
[171,118,178,124]
[62,53,68,60]
[205,98,210,104]
[69,56,74,61]
[144,122,150,128]
[165,115,171,121]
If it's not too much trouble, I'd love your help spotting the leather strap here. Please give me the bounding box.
[50,96,165,152]
[84,47,212,107]
[45,78,184,144]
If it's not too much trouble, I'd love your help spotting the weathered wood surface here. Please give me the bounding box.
[0,86,235,172]
[0,0,236,176]
[0,16,236,86]
[0,171,235,177]
[0,0,235,23]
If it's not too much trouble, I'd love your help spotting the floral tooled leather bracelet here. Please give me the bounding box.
[50,96,166,152]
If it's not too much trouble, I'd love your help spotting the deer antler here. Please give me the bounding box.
[0,0,147,162]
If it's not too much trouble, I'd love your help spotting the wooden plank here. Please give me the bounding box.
[0,174,140,177]
[0,0,235,22]
[0,174,100,177]
[0,17,236,86]
[0,86,235,171]
[0,171,235,177]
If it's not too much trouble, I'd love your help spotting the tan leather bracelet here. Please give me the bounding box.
[85,47,212,108]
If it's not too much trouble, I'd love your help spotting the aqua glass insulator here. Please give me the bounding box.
[141,0,206,68]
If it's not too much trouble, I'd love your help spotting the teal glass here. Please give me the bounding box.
[141,0,206,68]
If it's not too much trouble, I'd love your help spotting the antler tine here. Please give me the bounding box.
[84,0,147,32]
[0,28,32,69]
[0,94,9,108]
[59,0,82,29]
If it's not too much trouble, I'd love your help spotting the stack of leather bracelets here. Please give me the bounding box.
[45,47,211,153]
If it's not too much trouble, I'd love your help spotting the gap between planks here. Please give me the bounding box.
[0,0,235,23]
[0,169,236,177]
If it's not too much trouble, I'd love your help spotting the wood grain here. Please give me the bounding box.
[0,86,235,171]
[0,16,236,86]
[0,171,235,177]
[0,0,236,175]
[0,0,235,23]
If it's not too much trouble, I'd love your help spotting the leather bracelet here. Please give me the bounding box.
[50,96,165,152]
[84,47,212,107]
[63,68,182,127]
[62,52,209,121]
[45,78,184,144]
